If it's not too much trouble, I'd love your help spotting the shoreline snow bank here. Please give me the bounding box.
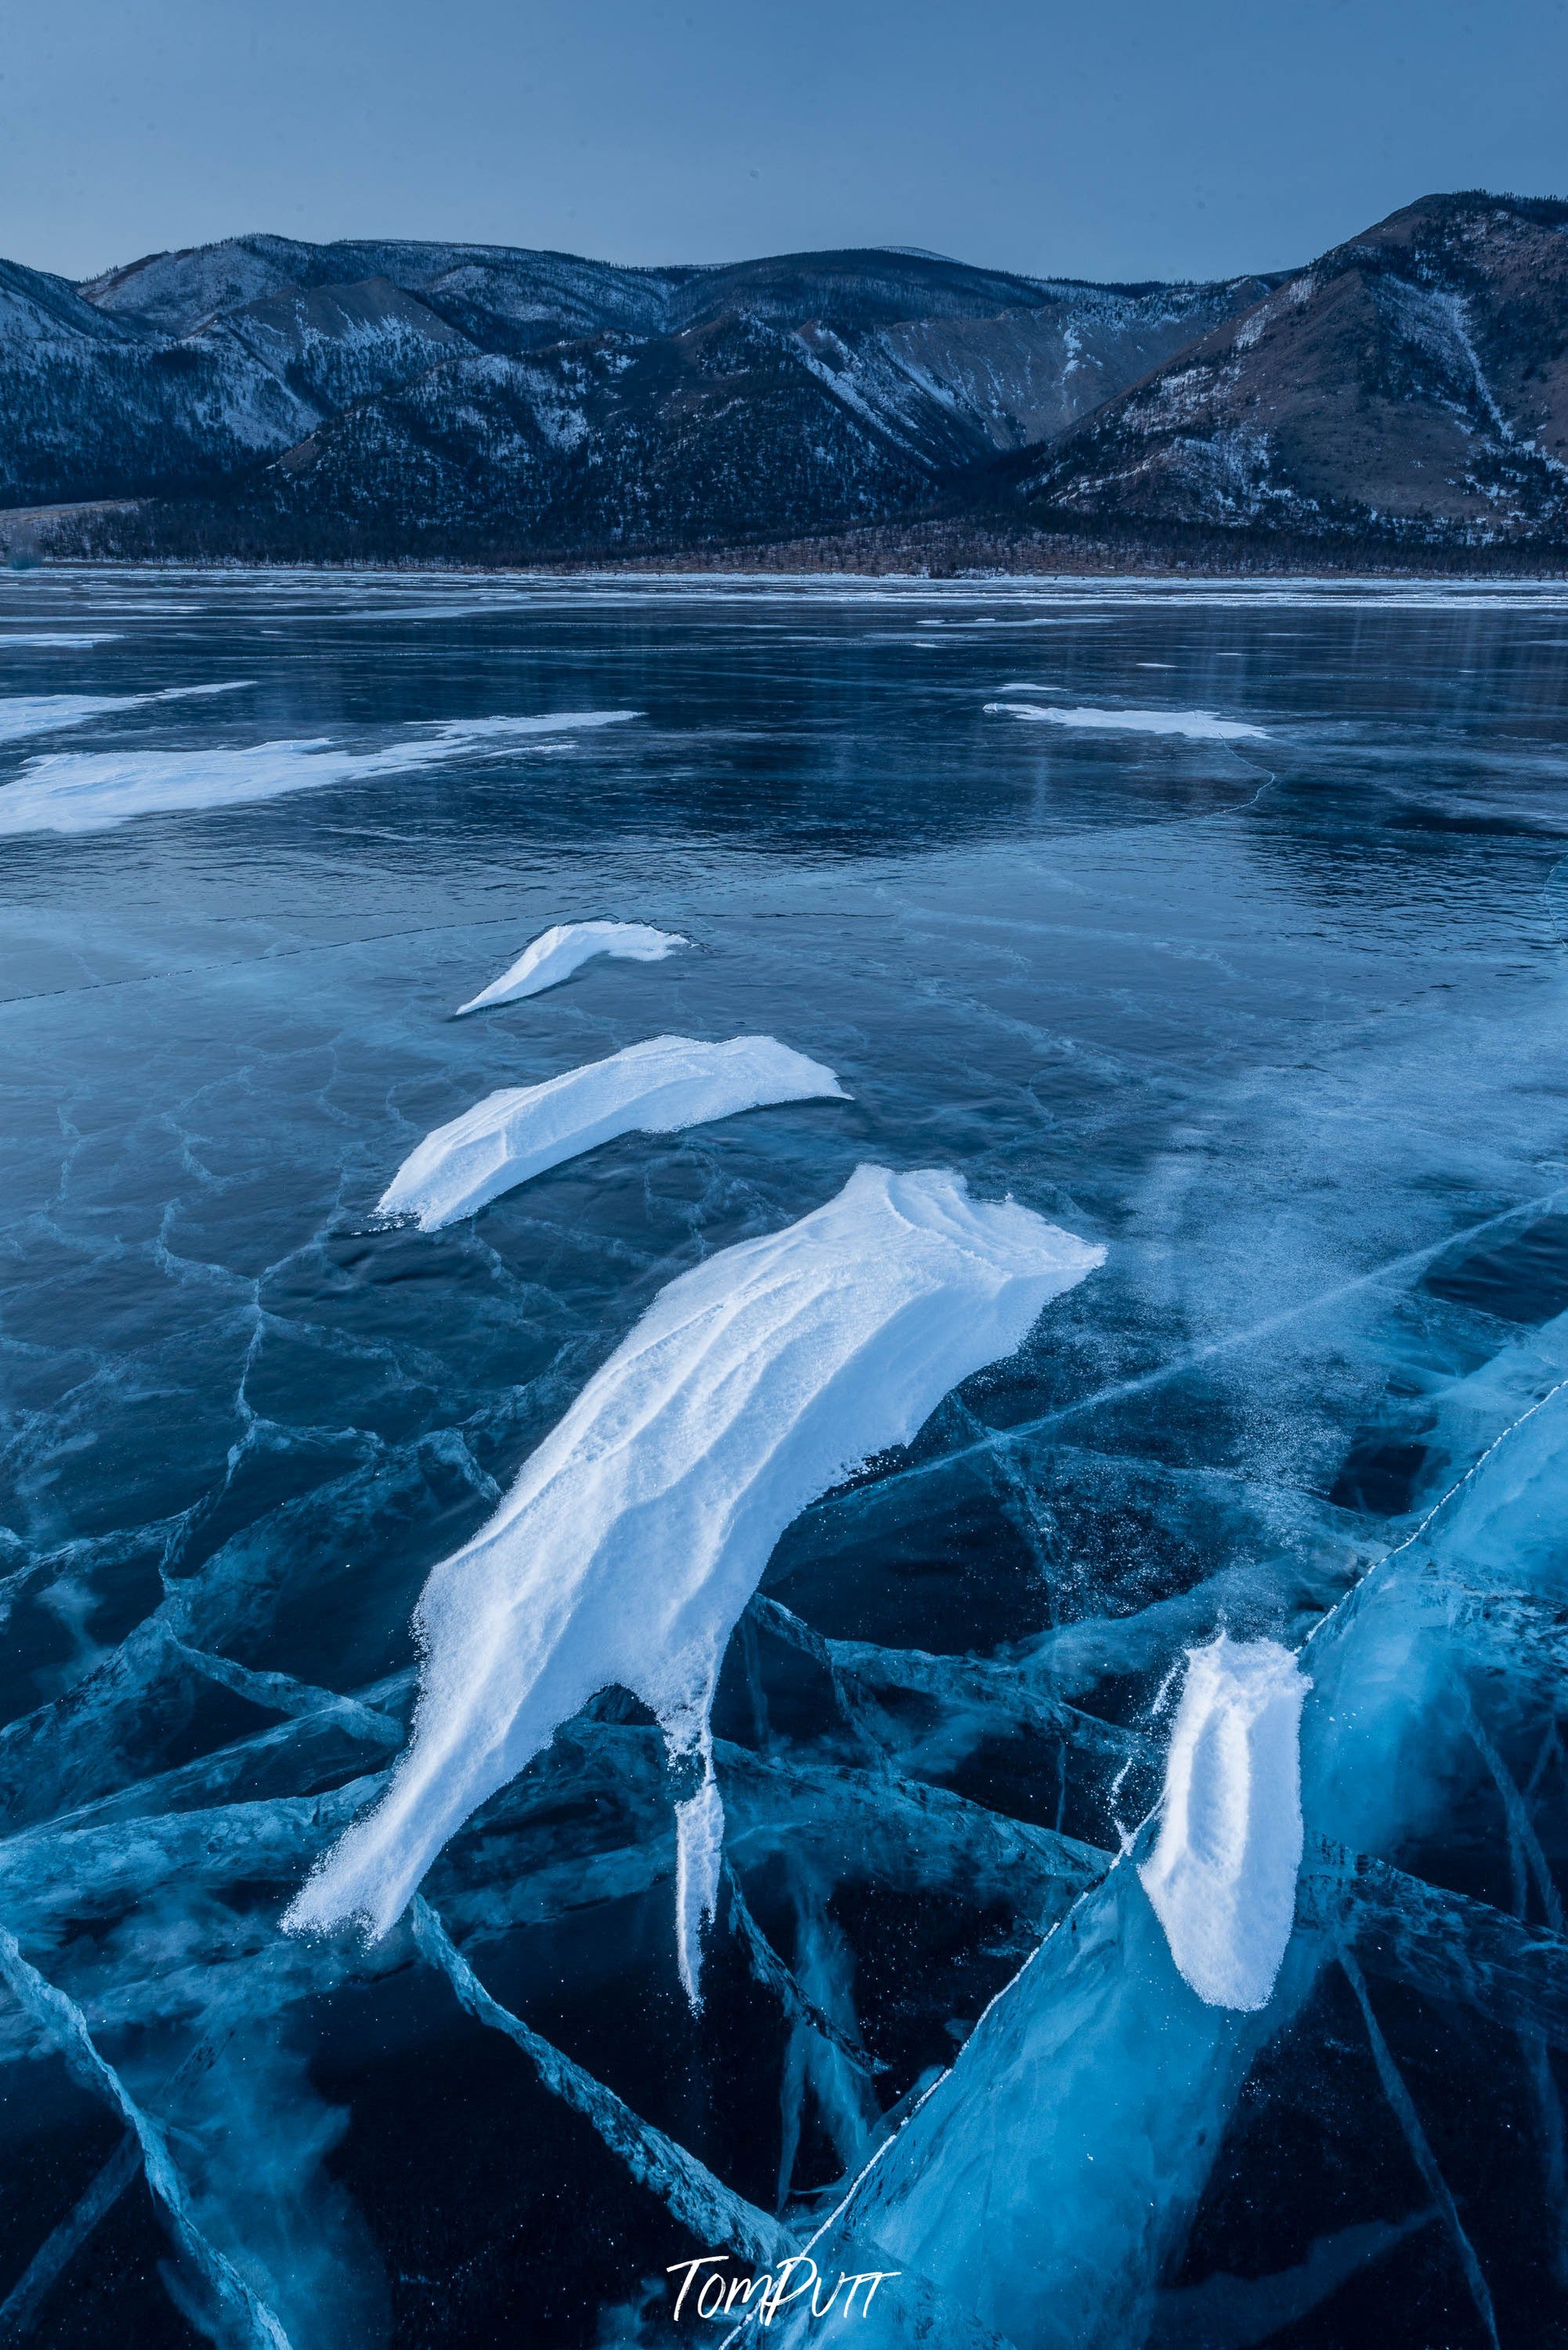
[1138,1635,1308,2011]
[985,701,1268,741]
[456,920,686,1013]
[381,1034,848,1229]
[285,1164,1106,1997]
[0,712,632,836]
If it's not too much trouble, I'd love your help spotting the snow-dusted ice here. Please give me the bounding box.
[0,712,634,835]
[0,681,248,746]
[380,1034,849,1229]
[1137,1635,1309,2011]
[985,700,1269,740]
[285,1166,1105,1996]
[0,633,125,648]
[455,919,687,1012]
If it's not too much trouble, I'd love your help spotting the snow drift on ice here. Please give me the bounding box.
[380,1034,849,1229]
[285,1164,1105,1999]
[0,712,634,835]
[456,920,687,1013]
[0,682,249,747]
[1138,1635,1308,2011]
[985,701,1269,740]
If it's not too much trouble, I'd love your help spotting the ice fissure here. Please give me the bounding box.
[0,1924,292,2350]
[409,1897,793,2270]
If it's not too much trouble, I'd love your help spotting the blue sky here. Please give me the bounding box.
[5,0,1566,283]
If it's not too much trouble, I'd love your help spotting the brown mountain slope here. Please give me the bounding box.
[1010,193,1568,548]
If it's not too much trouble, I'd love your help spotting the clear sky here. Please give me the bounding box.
[5,0,1566,287]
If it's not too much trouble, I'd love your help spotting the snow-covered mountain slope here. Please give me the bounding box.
[0,228,1276,536]
[1011,193,1568,549]
[13,197,1566,556]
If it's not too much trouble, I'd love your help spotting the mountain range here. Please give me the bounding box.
[2,191,1565,567]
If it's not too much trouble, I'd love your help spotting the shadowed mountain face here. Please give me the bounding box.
[3,197,1568,559]
[0,232,1272,545]
[1012,194,1568,549]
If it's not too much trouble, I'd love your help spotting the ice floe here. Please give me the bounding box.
[381,1034,848,1229]
[455,919,687,1013]
[0,682,248,747]
[284,1164,1105,1997]
[1137,1634,1309,2011]
[0,712,634,835]
[985,701,1269,740]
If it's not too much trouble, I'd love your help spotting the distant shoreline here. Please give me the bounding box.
[5,505,1567,584]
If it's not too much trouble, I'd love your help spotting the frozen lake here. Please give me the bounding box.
[2,567,1566,2348]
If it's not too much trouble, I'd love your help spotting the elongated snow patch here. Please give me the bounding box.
[985,701,1268,741]
[285,1164,1105,1999]
[0,712,633,835]
[0,633,125,649]
[456,920,686,1013]
[382,1034,848,1229]
[1138,1635,1309,2011]
[0,682,248,748]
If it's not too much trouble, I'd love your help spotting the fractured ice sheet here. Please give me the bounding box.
[455,918,687,1012]
[0,681,249,745]
[284,1166,1104,1993]
[0,710,635,835]
[1137,1635,1309,2011]
[380,1034,849,1229]
[792,1320,1568,2348]
[983,700,1269,740]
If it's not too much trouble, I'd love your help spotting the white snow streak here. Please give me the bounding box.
[456,918,685,1013]
[985,701,1269,741]
[0,712,634,835]
[382,1035,848,1229]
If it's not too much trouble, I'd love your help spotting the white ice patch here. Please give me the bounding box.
[456,919,686,1013]
[381,1034,848,1230]
[1138,1635,1309,2011]
[985,701,1268,741]
[0,712,633,836]
[0,682,249,748]
[0,633,125,648]
[674,1775,726,2008]
[284,1164,1106,1994]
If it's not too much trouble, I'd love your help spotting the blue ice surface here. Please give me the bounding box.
[1,567,1567,2346]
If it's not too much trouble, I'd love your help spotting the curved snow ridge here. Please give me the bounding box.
[284,1164,1106,1997]
[382,1034,849,1229]
[985,700,1269,741]
[0,681,250,748]
[1138,1634,1309,2011]
[456,919,686,1013]
[0,711,634,836]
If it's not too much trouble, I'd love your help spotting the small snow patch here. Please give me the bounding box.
[986,701,1268,741]
[456,918,686,1012]
[1139,1635,1309,2011]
